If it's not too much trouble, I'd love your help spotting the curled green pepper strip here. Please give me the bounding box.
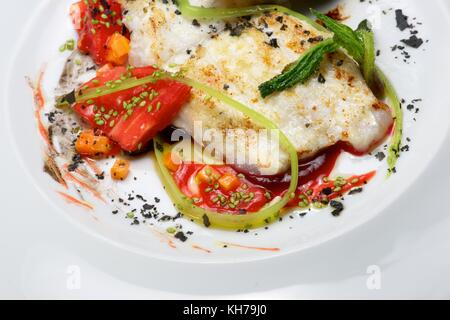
[356,20,376,91]
[154,78,299,230]
[375,67,402,177]
[177,0,326,31]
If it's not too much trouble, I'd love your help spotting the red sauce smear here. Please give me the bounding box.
[173,163,269,214]
[170,142,376,214]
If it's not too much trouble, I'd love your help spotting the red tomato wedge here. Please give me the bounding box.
[73,66,191,152]
[70,0,129,66]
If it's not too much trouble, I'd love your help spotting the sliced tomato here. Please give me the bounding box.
[70,0,129,66]
[73,66,191,152]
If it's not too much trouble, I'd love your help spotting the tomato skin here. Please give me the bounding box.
[108,81,191,151]
[71,0,129,66]
[73,66,191,152]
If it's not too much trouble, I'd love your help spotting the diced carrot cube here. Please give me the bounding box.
[163,151,181,172]
[218,173,241,192]
[111,159,130,181]
[196,166,221,185]
[75,130,113,156]
[106,32,130,66]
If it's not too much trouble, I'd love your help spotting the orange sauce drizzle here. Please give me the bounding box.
[57,191,94,210]
[31,69,55,153]
[150,228,177,249]
[219,242,280,252]
[192,244,212,254]
[63,166,106,203]
[84,157,104,176]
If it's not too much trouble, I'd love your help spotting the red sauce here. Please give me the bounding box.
[170,142,376,214]
[173,164,269,213]
[70,0,129,65]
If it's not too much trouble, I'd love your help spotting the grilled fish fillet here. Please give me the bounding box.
[120,0,393,174]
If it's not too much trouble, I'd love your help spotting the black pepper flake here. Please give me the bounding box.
[375,151,386,162]
[349,188,363,195]
[202,214,211,228]
[59,90,76,106]
[395,9,411,31]
[192,19,200,27]
[401,35,424,49]
[330,200,344,217]
[68,154,83,172]
[174,232,188,242]
[321,187,333,196]
[225,23,246,37]
[136,194,147,202]
[158,215,172,222]
[401,145,410,152]
[47,111,57,123]
[318,73,326,84]
[308,36,324,43]
[95,172,105,180]
[143,203,154,211]
[268,38,279,48]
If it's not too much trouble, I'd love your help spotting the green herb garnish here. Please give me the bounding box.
[258,38,338,98]
[311,9,364,64]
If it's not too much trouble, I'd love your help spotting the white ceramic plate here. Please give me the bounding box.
[2,0,450,298]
